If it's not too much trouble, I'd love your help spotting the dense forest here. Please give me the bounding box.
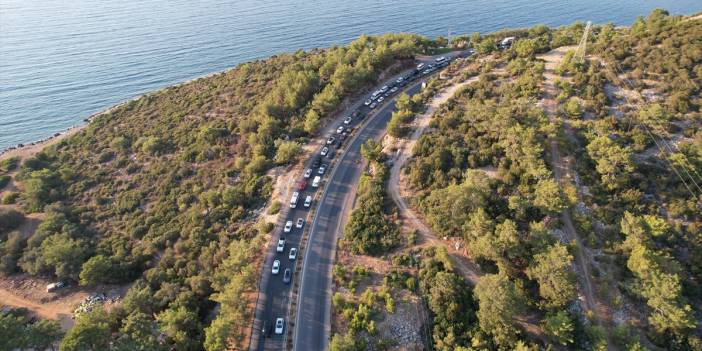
[398,10,701,351]
[405,25,583,349]
[0,33,434,350]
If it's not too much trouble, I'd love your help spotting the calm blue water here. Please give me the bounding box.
[1,0,700,150]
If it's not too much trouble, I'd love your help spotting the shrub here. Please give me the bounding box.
[0,157,20,173]
[2,192,20,204]
[0,175,11,189]
[0,208,24,233]
[268,201,281,215]
[274,141,302,165]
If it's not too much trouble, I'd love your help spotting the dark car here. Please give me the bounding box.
[311,157,321,168]
[283,269,292,284]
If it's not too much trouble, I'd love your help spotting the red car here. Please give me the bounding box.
[297,180,307,191]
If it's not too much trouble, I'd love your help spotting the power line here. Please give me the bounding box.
[655,126,702,187]
[607,61,702,201]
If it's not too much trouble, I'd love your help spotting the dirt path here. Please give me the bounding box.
[387,74,483,285]
[385,65,556,346]
[0,288,77,329]
[538,46,616,349]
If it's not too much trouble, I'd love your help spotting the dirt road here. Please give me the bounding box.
[538,46,616,349]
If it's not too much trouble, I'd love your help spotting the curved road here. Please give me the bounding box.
[251,52,467,351]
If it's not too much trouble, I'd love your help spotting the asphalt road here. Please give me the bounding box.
[293,79,426,351]
[251,51,468,351]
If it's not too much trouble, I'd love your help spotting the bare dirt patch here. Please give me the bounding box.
[0,274,130,330]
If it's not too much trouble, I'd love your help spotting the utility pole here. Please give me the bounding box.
[574,21,592,63]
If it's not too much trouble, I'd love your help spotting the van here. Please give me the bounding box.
[290,191,299,208]
[312,176,321,188]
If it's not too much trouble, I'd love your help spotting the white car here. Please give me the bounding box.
[344,116,352,124]
[380,85,389,92]
[312,176,321,188]
[275,318,284,335]
[296,218,304,229]
[284,220,292,233]
[304,195,312,208]
[290,191,299,208]
[276,238,285,252]
[370,102,378,109]
[303,168,312,178]
[289,247,298,260]
[396,77,404,84]
[390,86,398,93]
[378,96,384,102]
[272,259,280,274]
[416,63,425,70]
[318,164,327,175]
[326,136,335,145]
[364,99,372,106]
[336,126,344,134]
[321,147,328,156]
[435,56,446,63]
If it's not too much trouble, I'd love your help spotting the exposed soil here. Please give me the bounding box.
[0,274,130,330]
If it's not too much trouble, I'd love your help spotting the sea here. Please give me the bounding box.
[1,0,700,150]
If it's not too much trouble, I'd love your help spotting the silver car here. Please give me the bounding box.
[275,318,284,334]
[271,259,280,274]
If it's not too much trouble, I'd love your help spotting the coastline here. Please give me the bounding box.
[0,62,249,163]
[4,11,700,165]
[0,125,85,162]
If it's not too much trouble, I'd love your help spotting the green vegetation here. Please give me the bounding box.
[418,247,478,350]
[343,143,399,255]
[330,265,400,350]
[0,207,24,235]
[1,309,63,351]
[403,21,627,349]
[387,93,417,138]
[558,10,702,349]
[2,33,435,349]
[559,10,702,350]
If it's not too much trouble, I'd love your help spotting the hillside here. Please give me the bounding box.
[1,9,700,351]
[394,9,701,350]
[0,33,433,350]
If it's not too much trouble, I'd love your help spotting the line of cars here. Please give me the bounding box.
[363,56,452,109]
[263,59,452,339]
[266,119,346,337]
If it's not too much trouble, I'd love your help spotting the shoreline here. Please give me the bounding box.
[4,12,700,164]
[0,60,254,163]
[0,124,86,162]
